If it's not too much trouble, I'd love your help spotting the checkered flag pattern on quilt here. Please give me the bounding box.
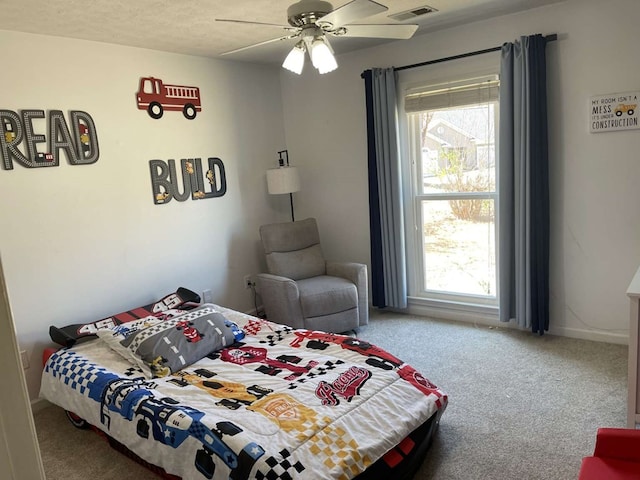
[255,449,305,480]
[307,424,372,480]
[45,350,117,400]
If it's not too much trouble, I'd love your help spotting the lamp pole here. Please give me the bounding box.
[279,150,296,221]
[289,192,295,222]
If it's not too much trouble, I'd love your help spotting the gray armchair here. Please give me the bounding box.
[255,218,368,333]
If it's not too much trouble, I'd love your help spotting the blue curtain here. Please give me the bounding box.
[362,68,407,309]
[498,34,550,335]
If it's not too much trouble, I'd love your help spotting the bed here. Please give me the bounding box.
[40,291,447,480]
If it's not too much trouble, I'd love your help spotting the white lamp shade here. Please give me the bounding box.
[311,39,337,74]
[267,166,301,194]
[282,43,305,75]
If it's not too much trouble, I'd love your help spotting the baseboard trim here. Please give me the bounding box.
[31,397,51,414]
[546,325,628,345]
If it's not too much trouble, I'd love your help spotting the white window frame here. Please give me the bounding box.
[397,62,501,319]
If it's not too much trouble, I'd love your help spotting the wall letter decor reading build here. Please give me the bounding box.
[0,110,99,170]
[149,157,227,204]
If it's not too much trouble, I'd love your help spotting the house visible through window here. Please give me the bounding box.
[404,76,499,306]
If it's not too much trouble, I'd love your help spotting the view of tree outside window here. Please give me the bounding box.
[410,102,497,299]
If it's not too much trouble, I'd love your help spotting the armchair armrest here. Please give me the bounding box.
[326,262,364,281]
[255,273,305,329]
[594,428,640,462]
[326,262,368,326]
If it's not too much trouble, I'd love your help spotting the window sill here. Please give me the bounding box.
[404,295,500,326]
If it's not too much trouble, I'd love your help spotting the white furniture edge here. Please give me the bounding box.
[0,254,45,479]
[627,266,640,428]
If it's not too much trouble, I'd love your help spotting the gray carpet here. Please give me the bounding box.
[34,310,627,479]
[35,407,158,479]
[362,311,627,480]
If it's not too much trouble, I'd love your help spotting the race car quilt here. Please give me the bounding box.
[40,304,447,480]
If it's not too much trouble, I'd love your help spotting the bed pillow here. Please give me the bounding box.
[97,304,242,378]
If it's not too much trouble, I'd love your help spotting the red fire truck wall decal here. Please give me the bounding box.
[136,77,202,120]
[0,109,99,170]
[149,157,227,204]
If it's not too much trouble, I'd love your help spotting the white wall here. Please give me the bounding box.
[0,30,290,400]
[280,0,640,343]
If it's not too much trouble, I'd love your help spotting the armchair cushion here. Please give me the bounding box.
[260,218,320,253]
[267,244,326,280]
[297,276,358,318]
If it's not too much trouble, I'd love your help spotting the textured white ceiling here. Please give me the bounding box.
[0,0,565,64]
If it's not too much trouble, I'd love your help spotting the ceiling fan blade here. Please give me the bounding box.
[215,18,298,32]
[317,0,387,29]
[220,35,298,56]
[332,23,418,39]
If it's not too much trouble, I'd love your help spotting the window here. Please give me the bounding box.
[404,76,499,306]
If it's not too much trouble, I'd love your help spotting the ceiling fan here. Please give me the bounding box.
[216,0,419,74]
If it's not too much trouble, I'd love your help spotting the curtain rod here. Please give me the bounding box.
[393,33,557,72]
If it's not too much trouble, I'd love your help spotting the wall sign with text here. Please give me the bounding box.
[590,91,639,133]
[0,109,99,169]
[150,157,227,204]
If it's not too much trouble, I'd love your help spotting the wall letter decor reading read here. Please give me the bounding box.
[0,109,99,170]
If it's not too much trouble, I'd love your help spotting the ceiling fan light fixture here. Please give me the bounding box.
[310,37,337,74]
[222,0,414,75]
[282,40,306,74]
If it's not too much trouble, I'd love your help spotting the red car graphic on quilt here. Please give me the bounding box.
[175,320,204,342]
[219,346,318,380]
[291,330,446,403]
[290,330,403,370]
